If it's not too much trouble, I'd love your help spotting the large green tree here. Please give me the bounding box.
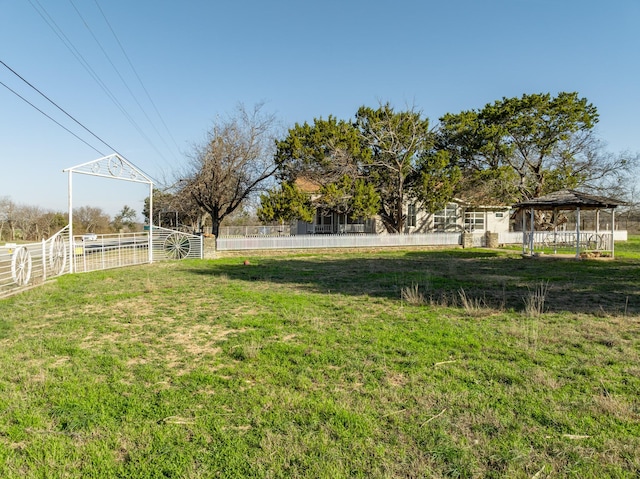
[275,115,369,184]
[317,175,380,219]
[272,116,380,226]
[437,92,627,203]
[355,104,459,232]
[269,105,461,233]
[257,182,314,225]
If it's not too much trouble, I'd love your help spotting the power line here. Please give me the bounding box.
[69,0,177,164]
[0,60,123,156]
[27,0,173,166]
[0,78,105,156]
[93,0,183,158]
[28,0,133,126]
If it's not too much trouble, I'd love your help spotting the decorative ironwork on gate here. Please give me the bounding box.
[0,154,204,299]
[152,227,203,260]
[0,226,203,298]
[0,226,71,298]
[64,154,156,271]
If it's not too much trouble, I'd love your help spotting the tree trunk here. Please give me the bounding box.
[210,220,221,238]
[396,196,404,233]
[395,176,404,233]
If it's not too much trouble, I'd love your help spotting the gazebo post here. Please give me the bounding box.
[529,207,535,255]
[611,208,615,259]
[575,207,581,259]
[553,207,558,255]
[521,210,526,255]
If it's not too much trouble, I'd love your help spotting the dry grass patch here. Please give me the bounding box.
[523,281,549,317]
[401,283,425,306]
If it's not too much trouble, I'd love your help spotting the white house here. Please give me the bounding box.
[294,177,512,235]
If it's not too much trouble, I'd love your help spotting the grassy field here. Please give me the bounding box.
[0,239,639,478]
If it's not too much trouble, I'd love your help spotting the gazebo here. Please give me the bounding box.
[514,189,625,259]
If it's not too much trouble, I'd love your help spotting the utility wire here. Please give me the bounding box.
[27,0,145,153]
[28,0,171,166]
[93,0,183,158]
[28,0,132,125]
[69,0,176,165]
[0,60,122,156]
[0,78,105,156]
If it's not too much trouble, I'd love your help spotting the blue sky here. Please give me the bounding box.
[1,0,639,218]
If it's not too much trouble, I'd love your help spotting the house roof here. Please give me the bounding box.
[452,197,511,210]
[514,189,625,210]
[294,177,322,193]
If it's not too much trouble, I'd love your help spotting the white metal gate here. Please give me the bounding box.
[1,226,203,299]
[72,231,151,274]
[152,227,203,260]
[0,226,71,298]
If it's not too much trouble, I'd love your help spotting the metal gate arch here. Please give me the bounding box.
[64,154,156,272]
[0,155,205,298]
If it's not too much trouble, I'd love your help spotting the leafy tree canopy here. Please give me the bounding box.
[257,182,314,224]
[275,115,369,184]
[437,92,606,202]
[268,103,461,233]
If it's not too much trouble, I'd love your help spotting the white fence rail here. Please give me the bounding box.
[219,225,292,236]
[1,226,203,299]
[217,232,463,251]
[1,226,71,298]
[218,230,628,252]
[72,228,204,273]
[151,227,203,260]
[72,232,151,274]
[498,230,628,247]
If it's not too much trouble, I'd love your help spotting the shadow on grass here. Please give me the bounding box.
[187,249,640,315]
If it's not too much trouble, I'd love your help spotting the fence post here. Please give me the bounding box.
[461,232,473,248]
[203,235,216,259]
[485,231,499,248]
[42,239,47,283]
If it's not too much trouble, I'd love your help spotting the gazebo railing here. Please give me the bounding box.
[523,231,613,256]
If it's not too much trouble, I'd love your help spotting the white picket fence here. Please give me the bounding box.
[217,230,628,251]
[217,232,464,251]
[218,225,292,236]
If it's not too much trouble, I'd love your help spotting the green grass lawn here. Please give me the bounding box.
[0,240,639,478]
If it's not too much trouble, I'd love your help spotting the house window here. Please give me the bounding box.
[407,204,417,227]
[464,211,485,231]
[434,204,458,231]
[495,212,504,218]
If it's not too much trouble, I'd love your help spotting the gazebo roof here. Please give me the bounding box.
[514,189,625,210]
